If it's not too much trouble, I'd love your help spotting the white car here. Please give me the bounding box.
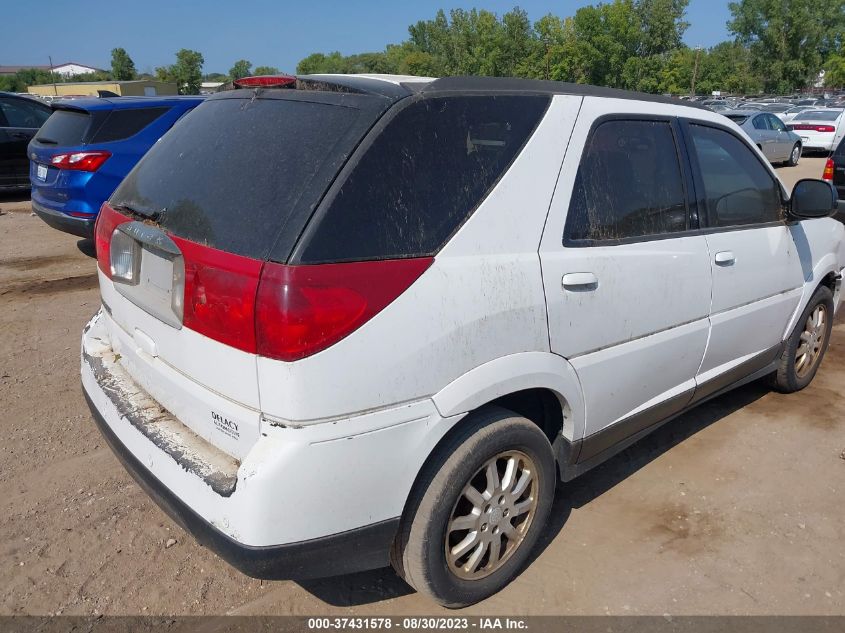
[787,109,845,151]
[82,74,845,607]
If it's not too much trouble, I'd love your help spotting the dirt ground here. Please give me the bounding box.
[1,157,843,616]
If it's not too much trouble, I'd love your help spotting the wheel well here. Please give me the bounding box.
[412,389,566,498]
[485,388,565,445]
[820,271,838,293]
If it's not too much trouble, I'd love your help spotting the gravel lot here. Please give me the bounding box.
[1,157,843,616]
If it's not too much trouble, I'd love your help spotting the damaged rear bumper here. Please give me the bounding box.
[81,309,415,579]
[84,387,398,579]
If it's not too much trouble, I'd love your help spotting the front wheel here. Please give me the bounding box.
[394,407,555,607]
[770,285,834,393]
[787,143,801,167]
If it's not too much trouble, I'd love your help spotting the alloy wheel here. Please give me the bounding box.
[795,304,828,378]
[445,450,539,580]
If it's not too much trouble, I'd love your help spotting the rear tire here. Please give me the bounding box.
[787,143,801,167]
[393,407,555,608]
[770,285,833,393]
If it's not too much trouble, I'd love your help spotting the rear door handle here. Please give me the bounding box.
[714,251,735,266]
[562,272,598,291]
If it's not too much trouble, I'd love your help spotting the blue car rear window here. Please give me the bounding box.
[35,110,91,145]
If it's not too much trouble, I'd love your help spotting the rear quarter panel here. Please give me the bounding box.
[256,96,584,424]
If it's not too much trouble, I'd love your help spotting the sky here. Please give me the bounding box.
[3,1,734,75]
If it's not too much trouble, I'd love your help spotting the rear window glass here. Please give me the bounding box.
[35,110,90,145]
[298,95,549,263]
[91,107,169,143]
[110,96,376,260]
[796,111,841,121]
[725,114,748,125]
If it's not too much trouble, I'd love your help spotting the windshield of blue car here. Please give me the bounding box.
[725,114,749,124]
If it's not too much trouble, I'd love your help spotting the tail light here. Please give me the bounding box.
[823,158,835,181]
[255,258,433,361]
[51,150,111,171]
[95,210,432,360]
[95,203,131,277]
[174,237,263,352]
[233,75,296,88]
[790,124,836,133]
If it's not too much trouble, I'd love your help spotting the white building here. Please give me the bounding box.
[0,62,103,77]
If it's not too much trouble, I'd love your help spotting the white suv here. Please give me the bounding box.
[82,74,844,607]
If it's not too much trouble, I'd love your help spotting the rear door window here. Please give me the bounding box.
[563,119,688,243]
[297,95,549,263]
[767,115,788,132]
[35,109,91,145]
[687,123,782,227]
[90,107,169,143]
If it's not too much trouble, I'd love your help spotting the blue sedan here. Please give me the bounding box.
[28,95,203,238]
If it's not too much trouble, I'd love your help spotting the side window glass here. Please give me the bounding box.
[769,115,786,132]
[300,95,550,263]
[90,107,169,143]
[688,124,782,227]
[752,115,769,131]
[0,98,50,128]
[564,119,687,243]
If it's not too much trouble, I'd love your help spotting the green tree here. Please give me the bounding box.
[826,50,845,87]
[229,59,252,80]
[293,2,834,97]
[111,47,136,80]
[253,65,280,76]
[14,68,58,91]
[728,0,845,93]
[296,51,349,74]
[637,0,689,56]
[157,49,204,94]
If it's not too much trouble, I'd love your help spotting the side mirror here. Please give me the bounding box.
[788,179,837,220]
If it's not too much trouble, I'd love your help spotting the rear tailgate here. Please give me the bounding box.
[95,91,391,457]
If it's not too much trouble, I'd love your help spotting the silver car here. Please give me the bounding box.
[722,110,803,165]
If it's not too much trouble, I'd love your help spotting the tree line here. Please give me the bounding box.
[0,47,278,95]
[297,0,845,94]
